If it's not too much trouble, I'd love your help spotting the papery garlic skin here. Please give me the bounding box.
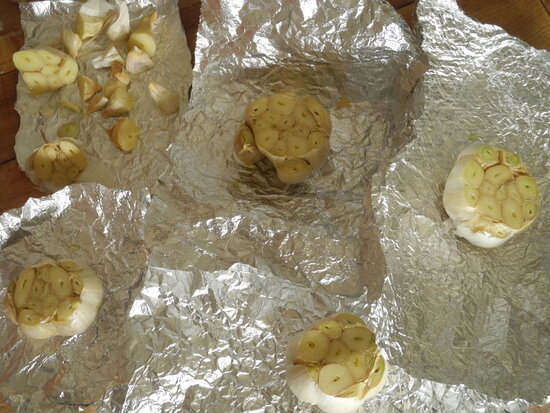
[106,0,131,41]
[443,143,541,248]
[286,313,388,413]
[4,259,104,340]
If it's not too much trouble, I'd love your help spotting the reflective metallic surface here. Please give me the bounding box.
[14,0,192,192]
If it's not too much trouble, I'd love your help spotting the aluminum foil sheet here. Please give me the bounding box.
[0,184,150,412]
[146,0,427,298]
[13,0,192,191]
[370,0,550,409]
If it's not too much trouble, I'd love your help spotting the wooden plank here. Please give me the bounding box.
[0,1,21,37]
[179,0,201,66]
[0,31,24,75]
[0,160,45,213]
[397,2,416,29]
[388,0,415,9]
[457,0,550,51]
[0,71,19,165]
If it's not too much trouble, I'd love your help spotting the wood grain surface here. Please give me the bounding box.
[0,0,549,213]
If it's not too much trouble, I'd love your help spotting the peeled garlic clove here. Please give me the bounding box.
[13,50,45,72]
[111,61,130,86]
[106,0,130,41]
[86,94,109,115]
[126,46,154,74]
[14,267,36,308]
[57,121,80,139]
[108,118,140,152]
[443,143,541,248]
[233,123,264,166]
[62,29,82,59]
[303,95,332,134]
[245,96,269,127]
[21,72,51,95]
[148,81,179,115]
[275,157,313,184]
[267,92,298,116]
[78,75,102,101]
[58,139,88,171]
[91,45,124,69]
[128,11,157,57]
[58,99,81,114]
[102,87,134,117]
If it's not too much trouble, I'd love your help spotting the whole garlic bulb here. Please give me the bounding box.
[3,259,104,340]
[234,91,331,184]
[443,143,541,248]
[286,313,388,413]
[25,138,88,194]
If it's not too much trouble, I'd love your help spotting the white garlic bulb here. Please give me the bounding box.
[286,313,388,413]
[4,259,104,339]
[443,143,541,248]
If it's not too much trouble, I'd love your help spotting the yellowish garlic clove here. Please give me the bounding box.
[107,117,140,152]
[148,81,180,115]
[77,75,102,101]
[102,87,134,117]
[128,11,157,57]
[111,61,130,86]
[58,99,82,114]
[103,76,126,98]
[86,94,109,115]
[62,29,82,59]
[106,0,130,41]
[126,46,154,74]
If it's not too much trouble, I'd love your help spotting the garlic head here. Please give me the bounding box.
[4,259,104,339]
[443,143,541,248]
[286,313,388,413]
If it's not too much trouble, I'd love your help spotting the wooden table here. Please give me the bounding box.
[1,0,549,213]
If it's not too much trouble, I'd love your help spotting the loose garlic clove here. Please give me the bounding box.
[102,87,134,117]
[91,45,124,69]
[126,46,154,74]
[148,81,179,115]
[57,122,80,139]
[128,11,157,57]
[78,75,102,101]
[106,0,130,41]
[58,99,81,114]
[111,61,130,86]
[103,77,126,98]
[76,13,106,40]
[86,94,109,115]
[4,259,104,339]
[107,118,140,152]
[286,313,388,413]
[443,142,541,248]
[62,29,82,59]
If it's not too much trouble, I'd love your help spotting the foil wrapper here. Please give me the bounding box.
[371,0,550,409]
[146,0,427,297]
[13,0,192,191]
[0,184,150,412]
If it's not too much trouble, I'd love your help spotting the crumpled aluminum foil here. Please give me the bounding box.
[0,184,150,412]
[370,0,550,408]
[146,0,427,297]
[13,0,192,191]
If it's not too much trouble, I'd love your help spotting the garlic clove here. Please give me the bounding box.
[58,99,81,114]
[79,0,114,18]
[107,118,140,152]
[148,81,180,115]
[102,87,134,117]
[62,29,82,59]
[77,75,102,101]
[111,61,130,85]
[128,11,157,57]
[126,46,154,74]
[106,0,130,41]
[86,94,109,115]
[103,77,126,99]
[76,13,107,40]
[233,123,264,166]
[90,45,124,69]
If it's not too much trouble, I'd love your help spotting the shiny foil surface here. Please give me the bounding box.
[13,0,192,192]
[146,0,427,297]
[0,184,150,412]
[371,0,550,409]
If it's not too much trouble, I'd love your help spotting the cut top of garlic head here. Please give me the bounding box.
[443,142,541,248]
[25,138,88,194]
[235,91,331,184]
[3,259,104,340]
[286,313,388,413]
